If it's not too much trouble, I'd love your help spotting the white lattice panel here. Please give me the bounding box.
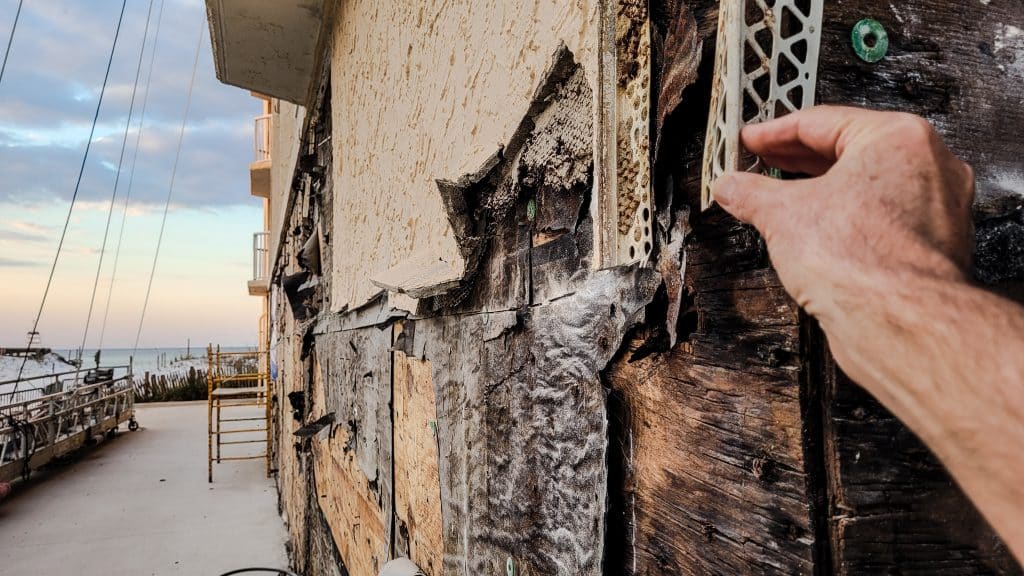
[615,1,653,265]
[701,0,824,210]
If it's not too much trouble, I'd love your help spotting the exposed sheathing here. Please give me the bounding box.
[394,45,659,574]
[411,267,658,575]
[329,0,604,312]
[274,327,310,573]
[260,0,1024,574]
[392,325,444,576]
[306,477,350,576]
[311,326,394,575]
[605,220,814,574]
[598,1,820,572]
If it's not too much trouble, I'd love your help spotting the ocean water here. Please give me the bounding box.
[69,346,256,375]
[0,345,256,398]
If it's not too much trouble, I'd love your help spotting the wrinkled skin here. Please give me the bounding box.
[713,106,1023,563]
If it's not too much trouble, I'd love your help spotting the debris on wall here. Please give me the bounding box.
[267,1,1024,575]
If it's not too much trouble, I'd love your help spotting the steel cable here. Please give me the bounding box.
[0,0,23,87]
[98,0,166,352]
[13,0,130,395]
[132,16,204,354]
[78,0,158,366]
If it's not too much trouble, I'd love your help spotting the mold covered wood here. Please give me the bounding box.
[392,322,444,576]
[813,1,1024,573]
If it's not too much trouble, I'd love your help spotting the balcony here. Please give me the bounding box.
[248,231,270,296]
[250,114,271,198]
[204,0,328,105]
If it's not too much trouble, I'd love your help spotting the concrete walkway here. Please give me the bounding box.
[0,401,289,576]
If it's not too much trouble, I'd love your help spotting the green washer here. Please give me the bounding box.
[852,19,888,63]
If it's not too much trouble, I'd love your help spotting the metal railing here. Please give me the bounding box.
[254,114,271,162]
[0,366,135,482]
[253,231,270,282]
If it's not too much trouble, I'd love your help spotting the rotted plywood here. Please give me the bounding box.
[604,215,812,575]
[310,420,390,576]
[393,323,444,576]
[312,327,394,575]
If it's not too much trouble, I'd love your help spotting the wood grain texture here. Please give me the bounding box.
[605,216,813,575]
[393,323,444,576]
[601,2,822,573]
[814,1,1024,573]
[313,327,394,576]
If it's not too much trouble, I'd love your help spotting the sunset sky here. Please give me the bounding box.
[0,0,261,349]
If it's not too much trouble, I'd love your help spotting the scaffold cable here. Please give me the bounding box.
[79,0,158,365]
[99,0,166,352]
[132,15,204,354]
[12,0,130,395]
[0,0,24,87]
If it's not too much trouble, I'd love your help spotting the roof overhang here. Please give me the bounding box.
[205,0,329,105]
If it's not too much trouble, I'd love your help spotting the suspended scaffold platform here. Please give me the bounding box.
[0,366,136,483]
[207,346,271,482]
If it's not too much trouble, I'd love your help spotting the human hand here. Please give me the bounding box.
[712,106,976,329]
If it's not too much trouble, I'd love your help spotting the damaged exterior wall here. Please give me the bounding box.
[226,0,1024,575]
[327,0,606,312]
[270,100,305,263]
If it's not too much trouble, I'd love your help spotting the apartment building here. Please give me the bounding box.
[206,1,1022,574]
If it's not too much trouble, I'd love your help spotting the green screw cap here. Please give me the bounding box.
[526,198,537,221]
[852,19,889,63]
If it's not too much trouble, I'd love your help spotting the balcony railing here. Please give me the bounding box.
[253,231,270,282]
[254,114,271,162]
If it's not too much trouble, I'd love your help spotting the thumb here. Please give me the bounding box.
[713,171,794,232]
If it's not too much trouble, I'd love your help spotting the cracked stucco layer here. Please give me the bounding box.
[329,0,602,312]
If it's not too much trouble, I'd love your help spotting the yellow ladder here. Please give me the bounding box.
[207,345,271,482]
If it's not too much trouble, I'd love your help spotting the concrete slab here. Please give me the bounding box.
[0,401,289,576]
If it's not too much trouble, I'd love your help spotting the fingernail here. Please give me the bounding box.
[714,174,737,205]
[740,122,766,138]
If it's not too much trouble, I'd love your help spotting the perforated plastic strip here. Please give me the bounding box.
[701,0,824,210]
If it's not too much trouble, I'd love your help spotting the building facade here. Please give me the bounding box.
[209,1,1024,574]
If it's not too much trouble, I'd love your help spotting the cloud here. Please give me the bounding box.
[0,257,42,268]
[0,0,257,209]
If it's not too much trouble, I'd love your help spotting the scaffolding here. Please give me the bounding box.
[207,346,271,482]
[0,366,136,483]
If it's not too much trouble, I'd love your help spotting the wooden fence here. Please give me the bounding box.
[133,367,208,403]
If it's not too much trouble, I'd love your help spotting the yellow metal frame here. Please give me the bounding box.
[207,344,272,482]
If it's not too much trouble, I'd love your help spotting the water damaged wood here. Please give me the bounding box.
[269,1,1024,574]
[814,1,1024,573]
[408,45,664,574]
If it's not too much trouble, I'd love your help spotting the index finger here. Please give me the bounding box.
[742,105,877,176]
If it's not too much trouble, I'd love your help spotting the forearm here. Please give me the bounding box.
[822,271,1024,560]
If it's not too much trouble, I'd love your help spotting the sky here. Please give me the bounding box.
[0,0,262,349]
